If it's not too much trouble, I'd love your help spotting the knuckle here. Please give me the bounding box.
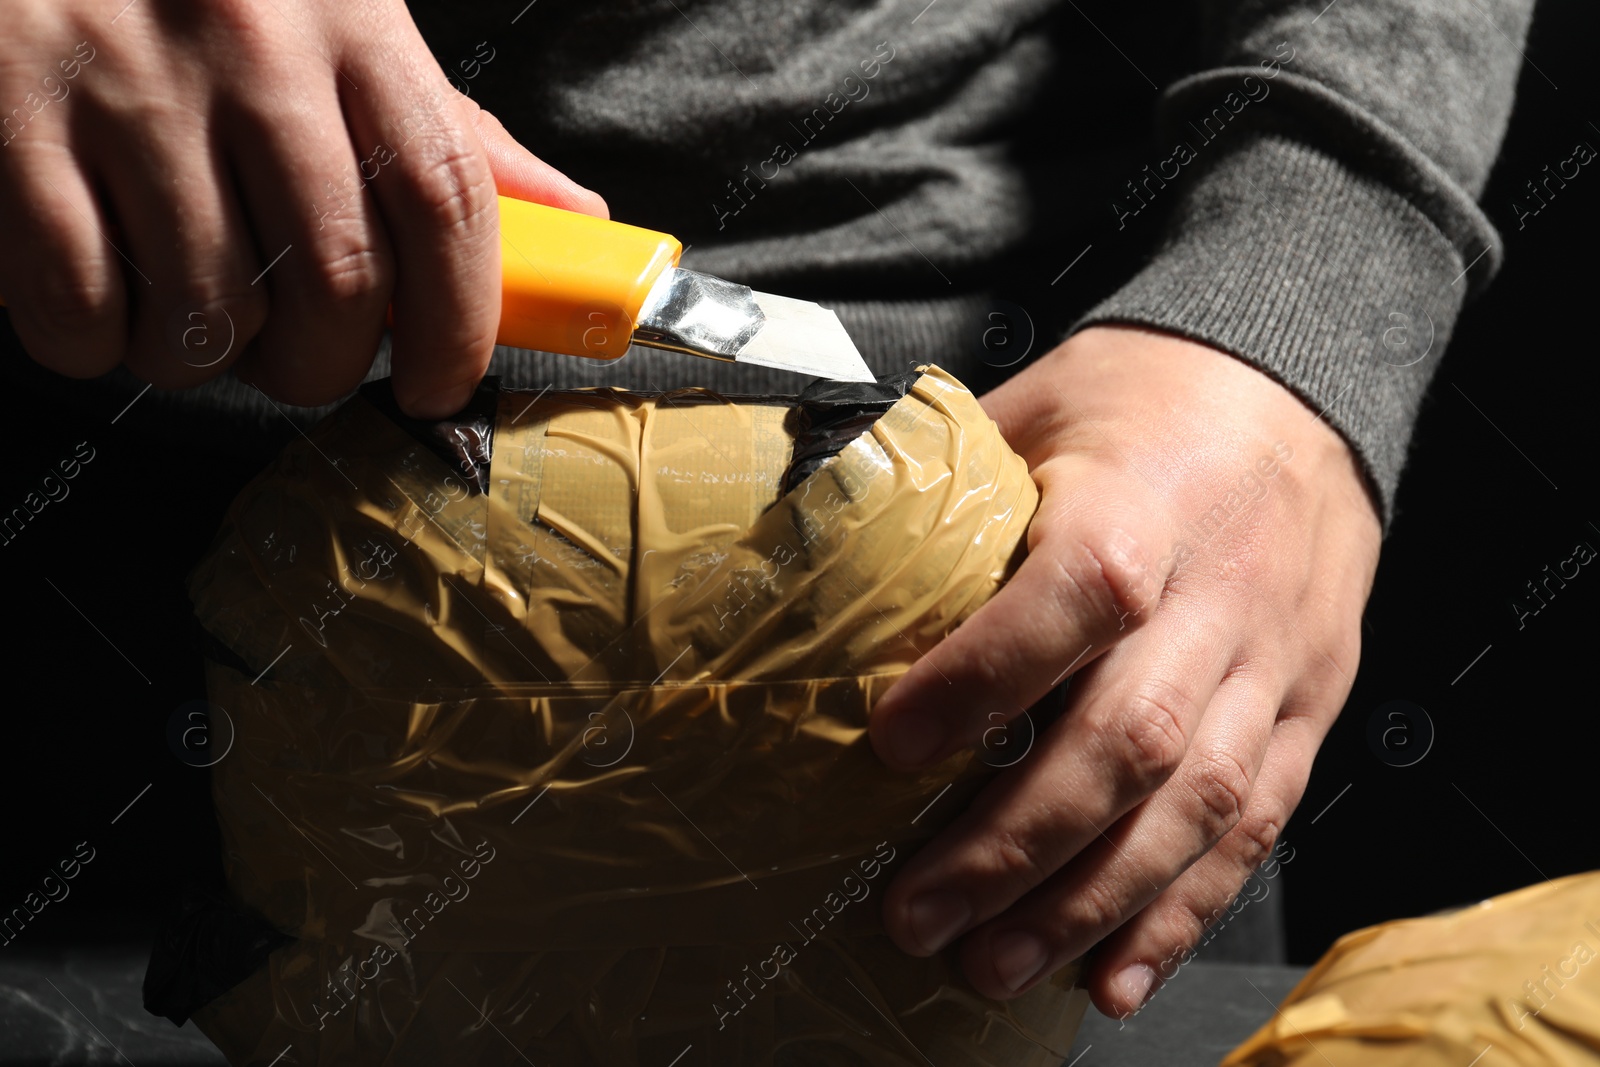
[1188,748,1252,842]
[1067,877,1130,936]
[1174,900,1227,960]
[194,0,256,38]
[1167,897,1214,949]
[1232,811,1284,873]
[171,257,265,315]
[985,823,1053,889]
[406,141,496,233]
[97,96,180,130]
[1141,906,1207,977]
[306,240,391,307]
[1114,682,1192,793]
[1061,527,1159,631]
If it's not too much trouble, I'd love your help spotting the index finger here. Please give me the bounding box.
[343,55,500,419]
[867,482,1169,770]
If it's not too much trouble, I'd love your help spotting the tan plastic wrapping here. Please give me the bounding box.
[1222,870,1600,1067]
[186,367,1089,1065]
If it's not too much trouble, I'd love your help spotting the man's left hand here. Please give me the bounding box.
[870,325,1382,1017]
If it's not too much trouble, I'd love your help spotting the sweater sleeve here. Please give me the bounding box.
[1073,0,1537,526]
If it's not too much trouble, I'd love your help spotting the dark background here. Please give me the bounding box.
[0,0,1594,968]
[1273,0,1600,960]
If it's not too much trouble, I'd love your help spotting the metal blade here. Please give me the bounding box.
[631,267,875,383]
[735,291,876,383]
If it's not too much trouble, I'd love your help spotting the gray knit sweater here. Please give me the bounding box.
[11,0,1537,525]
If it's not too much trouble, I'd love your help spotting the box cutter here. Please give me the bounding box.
[0,195,878,385]
[495,196,874,382]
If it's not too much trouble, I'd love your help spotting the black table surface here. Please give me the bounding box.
[0,944,1304,1065]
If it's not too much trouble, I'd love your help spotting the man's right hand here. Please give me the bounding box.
[0,0,606,418]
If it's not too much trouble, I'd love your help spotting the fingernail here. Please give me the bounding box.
[1115,962,1156,1011]
[991,931,1049,994]
[882,711,944,767]
[905,891,970,954]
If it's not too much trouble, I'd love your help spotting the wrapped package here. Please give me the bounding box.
[1223,870,1600,1066]
[176,365,1089,1065]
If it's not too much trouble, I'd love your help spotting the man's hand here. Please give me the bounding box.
[870,325,1381,1016]
[0,0,605,418]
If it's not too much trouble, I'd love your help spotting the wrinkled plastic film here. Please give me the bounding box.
[184,366,1087,1065]
[1222,870,1600,1066]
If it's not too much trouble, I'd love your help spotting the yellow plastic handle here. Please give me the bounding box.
[495,196,682,360]
[0,196,682,362]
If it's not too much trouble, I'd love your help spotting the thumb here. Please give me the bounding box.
[465,100,609,218]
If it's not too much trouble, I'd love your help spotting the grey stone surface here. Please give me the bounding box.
[0,945,222,1066]
[0,945,1304,1066]
[1068,962,1307,1067]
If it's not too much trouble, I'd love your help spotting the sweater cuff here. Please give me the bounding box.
[1075,130,1477,529]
